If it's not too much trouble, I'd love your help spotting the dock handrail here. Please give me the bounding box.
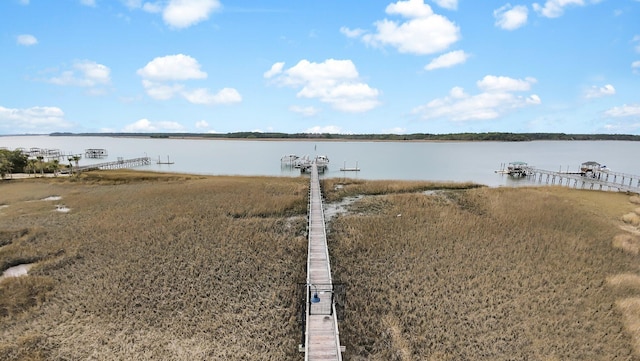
[518,166,640,193]
[304,162,343,361]
[60,157,151,174]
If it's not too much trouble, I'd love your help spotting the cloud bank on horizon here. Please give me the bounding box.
[1,0,639,135]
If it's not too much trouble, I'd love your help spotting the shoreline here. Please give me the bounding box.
[4,133,639,142]
[2,173,70,180]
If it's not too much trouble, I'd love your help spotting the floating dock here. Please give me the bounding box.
[340,161,360,172]
[156,155,174,164]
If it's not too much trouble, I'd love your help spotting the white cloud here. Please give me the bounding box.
[141,80,184,100]
[138,54,241,105]
[289,105,320,116]
[163,0,221,29]
[263,62,284,78]
[632,35,640,53]
[49,60,111,88]
[532,0,585,18]
[494,4,528,30]
[80,0,96,7]
[431,0,457,10]
[0,105,72,133]
[121,0,160,11]
[604,104,640,117]
[602,122,640,133]
[17,34,38,46]
[181,87,241,105]
[584,84,615,99]
[304,125,344,134]
[382,127,407,134]
[633,61,640,74]
[18,0,29,5]
[348,0,460,55]
[477,75,536,92]
[137,54,207,81]
[340,26,366,38]
[122,0,141,9]
[425,50,469,70]
[413,75,541,121]
[122,0,210,26]
[195,120,209,128]
[268,59,380,113]
[143,2,163,12]
[122,118,185,132]
[387,0,434,17]
[75,61,110,83]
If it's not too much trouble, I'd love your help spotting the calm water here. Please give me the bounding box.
[2,135,639,187]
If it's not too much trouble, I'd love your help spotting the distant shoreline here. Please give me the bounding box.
[5,132,637,142]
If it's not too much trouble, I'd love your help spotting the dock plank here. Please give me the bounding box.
[305,163,343,361]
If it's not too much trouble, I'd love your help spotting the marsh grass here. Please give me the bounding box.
[321,178,482,203]
[72,169,205,184]
[623,212,640,226]
[617,298,640,354]
[613,233,640,255]
[1,171,308,360]
[0,276,54,318]
[326,186,640,360]
[2,171,640,360]
[608,274,640,290]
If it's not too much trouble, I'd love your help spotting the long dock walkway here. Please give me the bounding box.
[522,166,640,193]
[304,163,343,361]
[60,157,151,174]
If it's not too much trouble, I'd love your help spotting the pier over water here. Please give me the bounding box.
[59,157,151,174]
[303,163,343,361]
[500,163,640,194]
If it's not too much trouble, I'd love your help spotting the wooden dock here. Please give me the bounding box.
[60,157,151,174]
[519,166,640,193]
[84,148,108,158]
[303,163,343,361]
[339,161,360,172]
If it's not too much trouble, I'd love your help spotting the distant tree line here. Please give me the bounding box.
[50,131,640,142]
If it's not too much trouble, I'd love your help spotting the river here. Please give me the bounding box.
[1,135,639,187]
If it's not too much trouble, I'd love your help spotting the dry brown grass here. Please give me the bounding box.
[321,177,482,203]
[327,186,639,360]
[3,171,640,360]
[623,212,640,226]
[617,298,640,355]
[608,274,640,290]
[1,170,309,360]
[613,233,640,255]
[0,276,54,318]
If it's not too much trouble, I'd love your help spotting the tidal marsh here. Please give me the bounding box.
[1,171,639,360]
[326,185,640,360]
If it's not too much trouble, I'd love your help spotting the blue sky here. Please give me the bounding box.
[1,0,639,135]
